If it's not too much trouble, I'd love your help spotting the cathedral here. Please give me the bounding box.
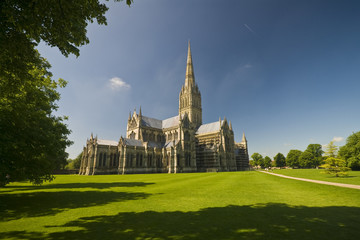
[79,42,249,175]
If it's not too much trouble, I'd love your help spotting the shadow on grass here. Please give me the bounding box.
[1,182,154,192]
[2,203,360,240]
[0,190,151,221]
[325,175,357,179]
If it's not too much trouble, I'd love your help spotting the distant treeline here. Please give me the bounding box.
[251,131,360,170]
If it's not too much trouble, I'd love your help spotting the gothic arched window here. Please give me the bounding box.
[103,153,107,167]
[130,131,136,139]
[126,153,131,166]
[98,153,103,167]
[177,154,180,166]
[143,132,148,141]
[148,154,152,167]
[113,153,117,167]
[185,152,191,167]
[157,155,162,167]
[184,131,190,141]
[150,133,154,141]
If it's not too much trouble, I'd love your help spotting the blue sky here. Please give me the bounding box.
[37,0,360,159]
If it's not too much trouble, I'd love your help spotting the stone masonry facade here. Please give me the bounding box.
[79,42,249,175]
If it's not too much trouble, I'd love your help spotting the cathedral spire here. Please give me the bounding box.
[185,40,195,88]
[179,41,202,128]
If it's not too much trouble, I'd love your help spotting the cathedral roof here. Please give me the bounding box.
[141,115,179,129]
[147,141,162,148]
[141,116,162,129]
[196,120,224,135]
[123,138,143,147]
[97,139,118,146]
[162,115,179,129]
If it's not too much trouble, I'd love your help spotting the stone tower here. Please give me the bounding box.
[79,42,250,176]
[179,41,202,128]
[241,132,249,157]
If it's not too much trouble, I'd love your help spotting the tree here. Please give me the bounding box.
[274,153,286,168]
[0,54,72,186]
[306,144,323,157]
[0,0,132,186]
[263,156,272,168]
[65,152,83,170]
[249,160,256,168]
[299,151,316,168]
[320,157,350,177]
[1,0,132,82]
[299,144,323,168]
[286,150,302,168]
[339,131,360,170]
[324,141,338,158]
[251,153,263,168]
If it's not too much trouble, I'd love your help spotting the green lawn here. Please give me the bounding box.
[0,172,359,240]
[271,169,360,185]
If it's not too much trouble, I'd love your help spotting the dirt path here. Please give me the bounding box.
[260,171,360,190]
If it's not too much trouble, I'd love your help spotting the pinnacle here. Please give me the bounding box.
[242,132,247,142]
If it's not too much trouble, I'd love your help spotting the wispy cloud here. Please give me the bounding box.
[108,77,131,91]
[244,24,256,34]
[332,136,344,142]
[322,136,344,149]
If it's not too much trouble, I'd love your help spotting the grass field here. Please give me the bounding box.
[271,169,360,185]
[1,171,360,240]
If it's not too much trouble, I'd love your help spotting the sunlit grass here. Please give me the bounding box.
[0,172,359,239]
[271,169,360,185]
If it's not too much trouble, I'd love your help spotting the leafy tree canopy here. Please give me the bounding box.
[251,153,263,167]
[0,53,72,186]
[320,157,350,177]
[299,151,316,168]
[274,153,286,167]
[263,156,272,168]
[324,141,338,158]
[249,160,256,168]
[0,0,132,186]
[299,144,323,168]
[286,150,302,168]
[66,152,83,170]
[339,131,360,170]
[305,144,324,158]
[0,0,132,82]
